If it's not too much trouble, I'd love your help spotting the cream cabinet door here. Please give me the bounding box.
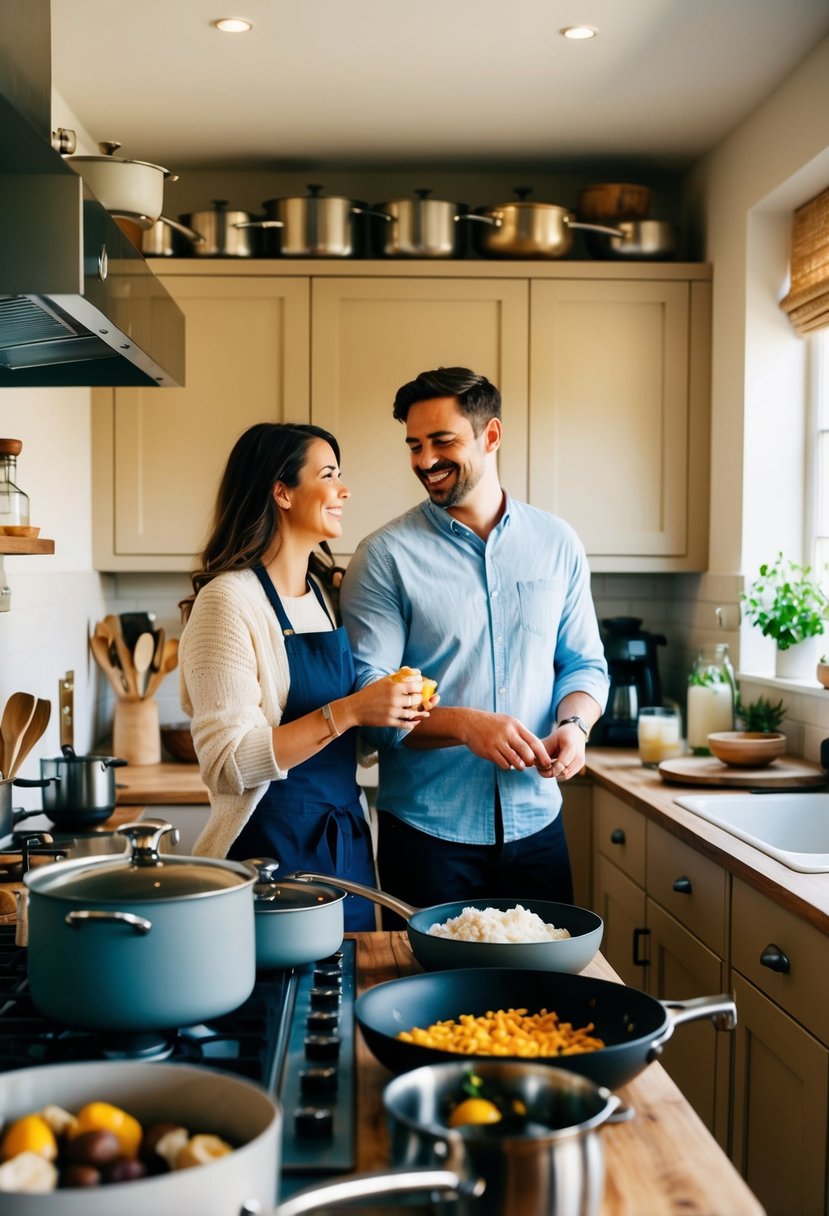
[93,276,310,570]
[310,277,529,555]
[529,279,708,570]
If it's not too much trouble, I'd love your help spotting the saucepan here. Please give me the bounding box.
[385,1060,632,1216]
[0,1061,484,1215]
[355,967,737,1088]
[15,749,128,828]
[583,219,678,261]
[248,858,345,968]
[293,874,603,972]
[456,187,624,259]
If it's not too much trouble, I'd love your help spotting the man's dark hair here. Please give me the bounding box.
[392,367,501,435]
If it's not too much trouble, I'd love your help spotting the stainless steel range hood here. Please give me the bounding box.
[0,52,185,387]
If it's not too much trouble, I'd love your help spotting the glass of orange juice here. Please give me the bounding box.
[637,706,682,768]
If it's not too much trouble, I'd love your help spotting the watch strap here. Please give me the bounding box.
[557,715,590,740]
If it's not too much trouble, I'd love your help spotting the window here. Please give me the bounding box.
[808,328,829,591]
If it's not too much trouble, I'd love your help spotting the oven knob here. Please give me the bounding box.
[300,1066,338,1095]
[294,1106,334,1139]
[307,1010,339,1033]
[310,986,341,1010]
[314,967,342,987]
[304,1033,341,1061]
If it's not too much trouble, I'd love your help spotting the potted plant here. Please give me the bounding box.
[741,553,829,679]
[734,694,787,732]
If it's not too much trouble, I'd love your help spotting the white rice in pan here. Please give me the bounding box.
[426,904,571,944]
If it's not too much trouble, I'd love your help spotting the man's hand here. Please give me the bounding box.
[460,710,555,772]
[536,720,588,781]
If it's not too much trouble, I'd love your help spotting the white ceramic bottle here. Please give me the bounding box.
[686,644,736,754]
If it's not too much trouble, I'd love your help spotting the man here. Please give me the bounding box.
[340,366,608,913]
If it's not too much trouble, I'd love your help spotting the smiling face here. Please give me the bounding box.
[404,396,499,509]
[274,438,349,542]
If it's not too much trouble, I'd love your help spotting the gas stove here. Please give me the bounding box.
[0,860,357,1191]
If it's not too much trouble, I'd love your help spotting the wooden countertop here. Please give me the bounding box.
[115,762,209,806]
[584,747,829,933]
[353,932,763,1216]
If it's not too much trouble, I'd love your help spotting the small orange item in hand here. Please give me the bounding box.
[391,666,438,708]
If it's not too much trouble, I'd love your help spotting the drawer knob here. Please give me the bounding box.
[760,943,790,974]
[672,876,692,895]
[610,828,626,845]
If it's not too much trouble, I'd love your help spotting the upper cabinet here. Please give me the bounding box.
[92,261,710,573]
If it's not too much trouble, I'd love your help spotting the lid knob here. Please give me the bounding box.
[98,140,123,157]
[117,818,180,864]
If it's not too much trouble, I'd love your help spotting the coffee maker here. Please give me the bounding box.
[591,617,667,746]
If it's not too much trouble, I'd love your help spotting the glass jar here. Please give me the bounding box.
[0,438,30,530]
[686,644,736,754]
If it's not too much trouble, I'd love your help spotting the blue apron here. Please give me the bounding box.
[227,566,376,930]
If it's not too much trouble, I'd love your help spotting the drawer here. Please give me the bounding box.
[647,822,728,957]
[594,788,645,886]
[732,878,829,1044]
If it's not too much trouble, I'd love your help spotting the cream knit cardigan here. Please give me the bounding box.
[179,567,336,858]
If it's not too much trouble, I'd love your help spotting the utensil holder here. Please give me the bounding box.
[113,698,160,766]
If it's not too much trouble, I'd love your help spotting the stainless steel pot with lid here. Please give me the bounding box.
[372,189,467,258]
[178,199,279,257]
[259,184,372,257]
[458,187,618,259]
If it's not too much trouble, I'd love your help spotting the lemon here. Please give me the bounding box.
[1,1114,58,1162]
[447,1098,502,1128]
[71,1102,143,1159]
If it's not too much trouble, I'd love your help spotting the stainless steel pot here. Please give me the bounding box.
[250,859,345,968]
[24,819,257,1031]
[0,1060,482,1216]
[65,140,178,230]
[457,188,615,259]
[140,216,207,257]
[15,750,128,828]
[179,200,275,258]
[259,184,371,257]
[385,1061,630,1216]
[583,219,679,260]
[372,189,467,258]
[0,777,48,839]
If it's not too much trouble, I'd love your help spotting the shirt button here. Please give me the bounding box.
[496,635,502,642]
[491,589,499,598]
[498,687,506,695]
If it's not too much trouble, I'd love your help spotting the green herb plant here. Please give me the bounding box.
[734,695,787,733]
[741,553,829,651]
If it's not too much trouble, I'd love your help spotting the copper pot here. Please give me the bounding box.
[457,188,619,259]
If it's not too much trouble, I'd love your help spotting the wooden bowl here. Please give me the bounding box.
[707,731,787,767]
[160,722,197,764]
[0,525,40,537]
[578,182,651,221]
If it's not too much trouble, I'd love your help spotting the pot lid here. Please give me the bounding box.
[25,820,255,901]
[248,858,344,908]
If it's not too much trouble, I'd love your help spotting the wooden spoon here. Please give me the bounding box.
[145,637,179,699]
[104,614,138,696]
[0,692,36,779]
[132,631,155,698]
[7,697,51,779]
[90,634,137,700]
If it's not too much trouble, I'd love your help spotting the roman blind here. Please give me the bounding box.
[780,185,829,335]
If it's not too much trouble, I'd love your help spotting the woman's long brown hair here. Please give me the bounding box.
[180,422,345,621]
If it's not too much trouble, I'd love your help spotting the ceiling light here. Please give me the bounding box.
[212,17,253,33]
[560,25,598,40]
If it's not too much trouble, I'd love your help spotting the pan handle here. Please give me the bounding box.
[649,993,737,1059]
[565,220,627,236]
[272,1167,485,1216]
[292,872,420,920]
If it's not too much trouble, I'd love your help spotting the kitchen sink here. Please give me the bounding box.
[674,792,829,873]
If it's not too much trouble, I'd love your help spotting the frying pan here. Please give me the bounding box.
[354,968,736,1089]
[293,875,602,973]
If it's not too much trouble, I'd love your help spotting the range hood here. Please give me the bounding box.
[0,85,185,388]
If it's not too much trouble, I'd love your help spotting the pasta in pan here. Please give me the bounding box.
[396,1007,605,1057]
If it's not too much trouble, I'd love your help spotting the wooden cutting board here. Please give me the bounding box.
[658,755,827,788]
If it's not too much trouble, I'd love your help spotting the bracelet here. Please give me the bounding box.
[321,703,341,738]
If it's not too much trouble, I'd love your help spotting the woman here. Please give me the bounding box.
[179,422,432,930]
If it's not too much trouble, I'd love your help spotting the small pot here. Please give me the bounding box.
[65,140,178,230]
[179,200,274,258]
[583,219,678,261]
[0,777,48,840]
[250,859,345,968]
[15,750,128,828]
[259,184,372,257]
[457,188,614,259]
[140,216,207,257]
[24,819,257,1031]
[384,1061,630,1216]
[371,190,467,258]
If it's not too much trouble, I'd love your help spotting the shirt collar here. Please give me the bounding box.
[422,491,512,539]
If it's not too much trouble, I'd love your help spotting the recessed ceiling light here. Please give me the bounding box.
[560,25,598,40]
[212,17,253,33]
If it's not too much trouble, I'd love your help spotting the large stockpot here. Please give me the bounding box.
[65,140,178,230]
[178,200,280,258]
[457,188,619,259]
[371,189,467,258]
[0,1060,483,1216]
[259,184,373,257]
[15,751,128,828]
[24,819,257,1031]
[249,858,345,968]
[355,967,737,1087]
[294,875,602,973]
[385,1061,630,1216]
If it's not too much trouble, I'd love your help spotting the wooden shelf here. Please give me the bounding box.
[0,538,55,555]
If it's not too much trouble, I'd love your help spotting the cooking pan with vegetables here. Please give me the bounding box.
[355,967,737,1088]
[293,876,602,973]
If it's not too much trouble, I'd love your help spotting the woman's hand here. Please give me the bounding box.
[344,671,438,729]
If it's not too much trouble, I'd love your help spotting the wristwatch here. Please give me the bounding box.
[557,715,590,741]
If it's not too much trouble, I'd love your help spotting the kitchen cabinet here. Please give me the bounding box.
[92,260,710,574]
[560,778,592,908]
[592,788,647,987]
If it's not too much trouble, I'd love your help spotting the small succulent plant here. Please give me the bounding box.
[735,695,787,733]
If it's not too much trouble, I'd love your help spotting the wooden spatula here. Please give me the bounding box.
[0,692,36,779]
[7,697,51,779]
[132,631,156,698]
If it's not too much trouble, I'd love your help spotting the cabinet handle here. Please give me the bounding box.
[672,876,692,895]
[610,828,626,845]
[632,926,650,967]
[760,943,790,974]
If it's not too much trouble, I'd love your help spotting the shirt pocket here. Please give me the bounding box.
[517,579,563,637]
